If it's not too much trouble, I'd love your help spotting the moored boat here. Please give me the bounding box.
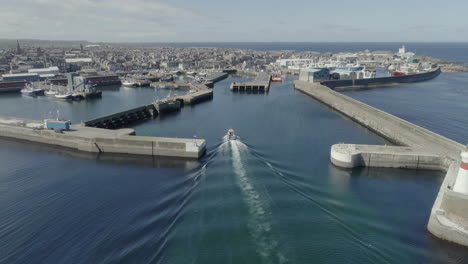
[45,84,57,96]
[21,83,44,96]
[122,79,136,87]
[271,74,283,82]
[45,90,57,96]
[21,88,37,96]
[55,93,73,100]
[72,93,84,100]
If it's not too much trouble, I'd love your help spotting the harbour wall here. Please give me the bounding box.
[428,161,468,247]
[174,88,213,105]
[206,72,228,83]
[84,104,155,129]
[294,80,468,247]
[321,68,441,89]
[294,80,463,160]
[84,88,213,130]
[330,144,450,171]
[230,73,271,93]
[0,117,205,159]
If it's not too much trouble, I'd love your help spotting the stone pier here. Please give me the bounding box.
[294,80,468,247]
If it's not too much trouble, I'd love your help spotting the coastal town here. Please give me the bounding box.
[0,40,467,96]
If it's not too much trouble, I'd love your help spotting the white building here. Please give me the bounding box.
[28,66,59,75]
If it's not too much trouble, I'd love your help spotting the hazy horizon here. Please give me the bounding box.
[2,38,468,44]
[2,0,468,42]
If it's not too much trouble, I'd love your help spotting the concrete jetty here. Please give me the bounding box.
[294,80,468,247]
[85,83,213,130]
[173,86,213,106]
[331,144,449,170]
[294,81,463,159]
[204,72,228,88]
[230,73,271,93]
[205,72,228,83]
[84,104,155,129]
[0,116,205,159]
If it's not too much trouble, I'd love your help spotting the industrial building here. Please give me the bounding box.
[1,73,40,82]
[298,68,330,82]
[28,66,59,75]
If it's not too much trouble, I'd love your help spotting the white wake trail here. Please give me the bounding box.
[229,140,287,264]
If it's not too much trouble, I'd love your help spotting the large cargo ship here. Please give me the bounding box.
[321,68,441,89]
[0,80,27,93]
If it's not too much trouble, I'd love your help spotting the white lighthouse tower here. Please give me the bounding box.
[453,149,468,195]
[398,45,406,55]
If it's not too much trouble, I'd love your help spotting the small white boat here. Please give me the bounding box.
[21,88,37,96]
[122,79,136,87]
[226,129,237,140]
[55,93,73,100]
[21,83,43,96]
[45,90,57,96]
[45,84,57,96]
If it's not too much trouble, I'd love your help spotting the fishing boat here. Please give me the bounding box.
[72,92,84,100]
[226,129,237,140]
[122,79,136,87]
[21,83,44,96]
[45,90,57,96]
[55,93,73,100]
[21,84,37,96]
[271,74,283,82]
[45,84,57,96]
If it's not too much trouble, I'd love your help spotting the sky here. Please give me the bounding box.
[1,0,468,42]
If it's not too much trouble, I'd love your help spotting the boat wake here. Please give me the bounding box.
[247,150,394,264]
[229,139,287,263]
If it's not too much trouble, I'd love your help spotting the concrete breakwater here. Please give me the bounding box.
[205,72,228,83]
[204,72,228,88]
[330,144,449,170]
[0,116,206,159]
[84,104,155,129]
[84,86,213,130]
[174,86,213,105]
[230,73,271,93]
[0,73,221,161]
[294,81,463,159]
[294,80,468,247]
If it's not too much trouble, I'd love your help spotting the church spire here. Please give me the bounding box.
[16,40,21,54]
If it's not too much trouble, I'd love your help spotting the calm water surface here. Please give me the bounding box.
[342,73,468,144]
[1,74,467,263]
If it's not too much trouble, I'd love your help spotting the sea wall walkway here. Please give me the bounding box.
[294,80,468,247]
[0,117,205,159]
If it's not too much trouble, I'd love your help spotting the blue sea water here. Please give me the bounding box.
[1,43,468,263]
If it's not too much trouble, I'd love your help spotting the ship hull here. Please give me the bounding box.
[321,68,441,89]
[0,81,27,93]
